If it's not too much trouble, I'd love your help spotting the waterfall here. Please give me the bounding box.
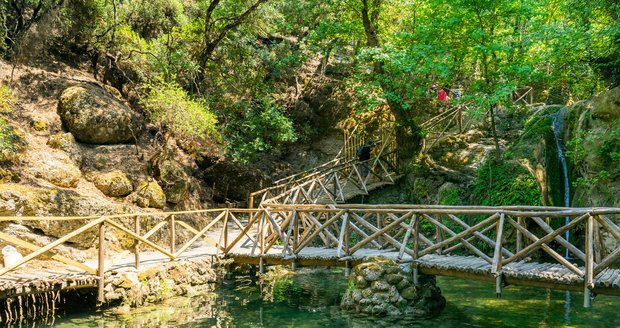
[551,111,571,255]
[551,110,572,325]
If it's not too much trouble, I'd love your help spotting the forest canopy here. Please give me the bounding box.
[1,0,618,162]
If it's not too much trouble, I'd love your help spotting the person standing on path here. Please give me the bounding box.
[357,142,372,181]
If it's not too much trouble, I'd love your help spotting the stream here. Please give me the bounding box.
[17,267,620,328]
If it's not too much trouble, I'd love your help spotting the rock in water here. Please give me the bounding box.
[2,245,23,268]
[57,85,143,144]
[341,258,445,317]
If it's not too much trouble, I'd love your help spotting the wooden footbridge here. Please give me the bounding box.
[2,204,620,311]
[1,110,619,322]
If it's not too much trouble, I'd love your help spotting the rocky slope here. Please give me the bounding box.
[0,60,213,255]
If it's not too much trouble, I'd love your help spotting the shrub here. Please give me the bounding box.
[0,118,26,163]
[0,84,15,113]
[141,82,219,143]
[473,160,542,206]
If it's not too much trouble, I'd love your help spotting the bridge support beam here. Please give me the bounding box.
[584,288,592,308]
[495,274,503,297]
[344,261,352,277]
[259,257,265,274]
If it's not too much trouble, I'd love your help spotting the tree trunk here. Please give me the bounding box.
[359,0,422,162]
[489,104,501,160]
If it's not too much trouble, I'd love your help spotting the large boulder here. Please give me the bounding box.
[591,86,620,121]
[94,170,133,197]
[57,85,143,144]
[29,151,81,188]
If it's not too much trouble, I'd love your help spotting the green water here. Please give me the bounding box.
[21,268,620,327]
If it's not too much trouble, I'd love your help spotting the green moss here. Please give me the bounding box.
[473,159,542,206]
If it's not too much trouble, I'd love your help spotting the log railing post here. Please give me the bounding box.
[293,210,300,253]
[584,213,594,308]
[134,216,140,270]
[492,212,505,297]
[223,210,229,252]
[97,222,106,305]
[169,215,176,255]
[435,214,443,255]
[337,211,349,258]
[412,214,420,286]
[516,216,523,253]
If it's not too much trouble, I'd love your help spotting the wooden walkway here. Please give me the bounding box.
[1,205,620,309]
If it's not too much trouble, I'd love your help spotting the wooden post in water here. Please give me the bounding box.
[492,212,505,297]
[584,214,594,308]
[97,222,106,305]
[134,216,140,270]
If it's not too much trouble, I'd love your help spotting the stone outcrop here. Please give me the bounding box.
[47,132,82,164]
[341,258,445,317]
[29,151,81,188]
[103,258,220,306]
[93,170,133,197]
[154,159,189,204]
[57,85,143,144]
[591,86,620,121]
[0,183,136,248]
[129,180,166,209]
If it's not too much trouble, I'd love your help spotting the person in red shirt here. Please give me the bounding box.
[437,88,449,101]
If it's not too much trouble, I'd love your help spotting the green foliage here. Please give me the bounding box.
[474,160,542,206]
[226,97,296,163]
[0,118,26,163]
[438,187,461,206]
[600,120,620,163]
[141,82,219,142]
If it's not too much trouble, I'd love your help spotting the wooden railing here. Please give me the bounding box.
[255,204,620,307]
[1,205,620,308]
[512,86,534,106]
[250,118,399,208]
[249,156,399,208]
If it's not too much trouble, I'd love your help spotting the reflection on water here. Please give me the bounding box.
[30,268,620,327]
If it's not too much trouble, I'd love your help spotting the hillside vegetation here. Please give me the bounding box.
[0,0,617,212]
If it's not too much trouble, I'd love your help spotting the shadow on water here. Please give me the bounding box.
[14,267,620,327]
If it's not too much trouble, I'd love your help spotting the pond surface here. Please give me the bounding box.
[20,267,620,327]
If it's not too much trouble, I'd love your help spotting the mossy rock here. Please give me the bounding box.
[94,170,133,197]
[47,132,81,164]
[592,86,620,122]
[31,120,48,132]
[130,180,166,209]
[57,85,143,144]
[155,160,189,204]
